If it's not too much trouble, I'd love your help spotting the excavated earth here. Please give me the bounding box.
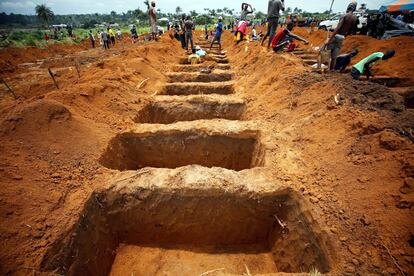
[0,29,413,276]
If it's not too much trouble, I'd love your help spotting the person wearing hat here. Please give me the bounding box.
[210,17,223,51]
[326,2,358,70]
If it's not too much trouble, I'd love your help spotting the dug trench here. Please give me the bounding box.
[89,40,334,276]
[41,168,333,276]
[163,58,235,95]
[135,95,245,123]
[172,63,231,73]
[162,81,235,95]
[167,71,233,83]
[178,56,230,64]
[99,123,264,171]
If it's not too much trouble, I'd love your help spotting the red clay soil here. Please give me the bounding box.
[294,28,414,85]
[0,29,413,275]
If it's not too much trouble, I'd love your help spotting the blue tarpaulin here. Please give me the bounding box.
[379,0,414,12]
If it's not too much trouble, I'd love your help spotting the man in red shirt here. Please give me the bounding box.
[271,22,308,52]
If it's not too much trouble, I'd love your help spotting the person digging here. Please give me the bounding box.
[271,22,309,52]
[325,2,358,70]
[351,50,395,81]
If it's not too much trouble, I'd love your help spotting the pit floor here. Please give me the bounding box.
[109,244,278,275]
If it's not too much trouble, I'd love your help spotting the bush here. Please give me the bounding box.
[9,31,26,41]
[25,36,37,46]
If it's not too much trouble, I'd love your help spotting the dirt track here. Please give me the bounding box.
[0,29,413,275]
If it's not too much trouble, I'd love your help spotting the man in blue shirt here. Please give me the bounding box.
[210,17,223,51]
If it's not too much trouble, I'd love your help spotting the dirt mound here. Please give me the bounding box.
[0,98,108,160]
[294,28,414,85]
[225,31,414,275]
[289,71,405,112]
[0,99,71,135]
[0,42,88,73]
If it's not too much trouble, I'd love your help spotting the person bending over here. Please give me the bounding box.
[326,2,358,70]
[188,48,201,65]
[335,49,359,72]
[271,22,308,52]
[351,50,395,80]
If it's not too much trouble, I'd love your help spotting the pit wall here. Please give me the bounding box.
[99,120,266,171]
[41,167,335,276]
[135,95,246,124]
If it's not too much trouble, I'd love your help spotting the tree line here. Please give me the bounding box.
[0,3,333,29]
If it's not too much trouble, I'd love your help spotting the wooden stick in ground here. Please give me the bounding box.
[199,268,225,276]
[48,68,59,89]
[243,264,252,276]
[381,242,406,276]
[137,78,150,89]
[0,78,17,99]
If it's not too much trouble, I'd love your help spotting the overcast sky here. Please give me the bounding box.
[0,0,387,15]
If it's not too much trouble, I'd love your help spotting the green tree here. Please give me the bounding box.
[35,4,54,26]
[175,6,182,15]
[284,7,292,15]
[209,9,217,16]
[144,0,149,9]
[293,7,302,14]
[189,10,198,18]
[255,11,266,20]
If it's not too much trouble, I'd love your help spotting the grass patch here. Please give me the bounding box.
[0,24,213,49]
[0,26,152,48]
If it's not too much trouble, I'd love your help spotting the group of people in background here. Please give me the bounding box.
[253,0,395,81]
[87,27,122,49]
[322,1,395,80]
[85,0,159,50]
[64,0,400,82]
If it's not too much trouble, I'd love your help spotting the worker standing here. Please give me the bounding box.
[261,0,285,48]
[88,30,95,48]
[149,1,158,41]
[184,16,195,51]
[326,2,358,70]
